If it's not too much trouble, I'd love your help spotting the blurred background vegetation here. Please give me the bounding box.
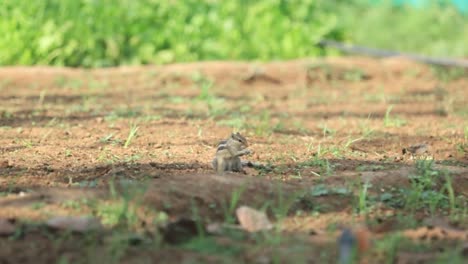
[0,0,466,67]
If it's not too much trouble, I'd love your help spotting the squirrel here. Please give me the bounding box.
[212,132,252,174]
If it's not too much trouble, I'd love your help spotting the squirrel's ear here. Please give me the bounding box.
[231,133,235,138]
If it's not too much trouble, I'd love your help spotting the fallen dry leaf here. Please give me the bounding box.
[236,206,273,233]
[0,218,16,235]
[46,216,102,232]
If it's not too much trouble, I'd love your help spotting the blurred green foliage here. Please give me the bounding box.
[332,0,468,58]
[0,0,341,67]
[0,0,466,67]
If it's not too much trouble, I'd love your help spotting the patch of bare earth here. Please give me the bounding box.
[0,57,467,263]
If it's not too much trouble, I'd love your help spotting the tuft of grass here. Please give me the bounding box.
[37,90,47,108]
[359,115,375,138]
[99,133,115,143]
[404,159,457,215]
[64,149,72,157]
[105,107,141,121]
[343,68,367,82]
[384,105,406,127]
[193,74,226,118]
[221,186,246,224]
[357,180,371,214]
[252,110,273,136]
[269,186,305,220]
[304,144,335,176]
[431,66,468,82]
[181,236,243,258]
[20,139,35,148]
[217,115,247,130]
[443,172,456,214]
[97,148,120,164]
[318,123,336,137]
[123,122,139,148]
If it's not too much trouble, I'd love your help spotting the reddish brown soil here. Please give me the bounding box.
[0,57,467,263]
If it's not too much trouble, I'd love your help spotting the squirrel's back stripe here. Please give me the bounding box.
[217,144,227,151]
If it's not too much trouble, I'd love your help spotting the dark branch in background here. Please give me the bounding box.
[318,40,468,68]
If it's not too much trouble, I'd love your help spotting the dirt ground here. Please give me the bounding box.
[0,57,467,263]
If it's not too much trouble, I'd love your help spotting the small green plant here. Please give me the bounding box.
[20,139,35,148]
[76,179,98,188]
[97,148,120,164]
[222,186,246,224]
[269,186,305,220]
[359,115,375,138]
[99,133,123,146]
[123,122,139,148]
[252,110,273,136]
[122,154,141,164]
[99,133,115,143]
[357,180,371,214]
[384,105,406,127]
[96,178,154,230]
[88,78,109,90]
[374,233,403,264]
[435,248,467,264]
[64,149,72,157]
[343,68,367,82]
[306,63,333,81]
[301,144,335,177]
[196,75,215,102]
[37,90,47,108]
[0,110,13,119]
[318,123,336,137]
[181,236,242,258]
[217,115,247,130]
[105,107,141,121]
[344,137,363,149]
[190,199,206,239]
[405,159,451,214]
[356,164,385,172]
[30,201,46,210]
[96,200,136,227]
[61,199,87,210]
[194,75,226,117]
[431,66,467,82]
[443,172,456,214]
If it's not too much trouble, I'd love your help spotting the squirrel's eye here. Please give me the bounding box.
[238,139,242,142]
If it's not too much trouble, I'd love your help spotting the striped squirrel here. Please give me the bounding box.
[212,132,252,174]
